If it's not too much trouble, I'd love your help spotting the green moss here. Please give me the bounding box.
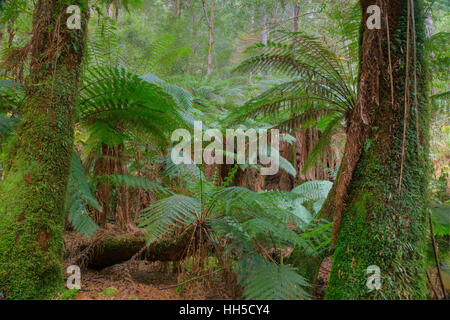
[60,288,80,300]
[100,287,119,297]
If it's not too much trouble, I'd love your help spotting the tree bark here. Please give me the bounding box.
[293,2,300,33]
[326,0,430,299]
[202,0,215,75]
[93,142,132,231]
[72,232,195,270]
[173,0,181,18]
[259,9,268,81]
[0,0,89,299]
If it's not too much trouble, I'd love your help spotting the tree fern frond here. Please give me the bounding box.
[0,114,18,135]
[79,66,185,146]
[138,194,199,242]
[240,261,310,300]
[291,180,333,203]
[65,153,100,236]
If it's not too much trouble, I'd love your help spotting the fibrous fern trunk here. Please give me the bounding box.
[93,143,132,230]
[326,0,430,299]
[0,0,89,299]
[295,128,337,184]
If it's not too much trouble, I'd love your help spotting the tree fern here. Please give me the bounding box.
[139,164,332,299]
[139,194,200,242]
[79,66,186,150]
[231,29,359,172]
[87,17,126,68]
[65,153,100,235]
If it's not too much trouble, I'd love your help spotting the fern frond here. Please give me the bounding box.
[138,194,199,242]
[233,30,356,139]
[0,114,18,135]
[79,66,185,147]
[65,153,100,236]
[240,260,310,300]
[291,180,333,203]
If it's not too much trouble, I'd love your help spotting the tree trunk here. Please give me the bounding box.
[71,232,196,270]
[173,0,181,18]
[0,0,89,299]
[203,0,215,75]
[93,144,115,228]
[93,142,132,231]
[293,2,300,33]
[259,10,268,81]
[326,0,430,299]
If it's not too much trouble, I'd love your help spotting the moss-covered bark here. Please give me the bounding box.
[0,0,89,299]
[73,232,194,270]
[326,0,430,299]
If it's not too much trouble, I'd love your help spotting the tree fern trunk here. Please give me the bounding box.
[326,0,430,299]
[0,0,89,299]
[295,128,337,184]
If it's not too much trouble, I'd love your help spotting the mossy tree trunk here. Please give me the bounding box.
[0,0,89,299]
[326,0,430,299]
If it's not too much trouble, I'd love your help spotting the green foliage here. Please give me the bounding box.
[88,17,126,68]
[139,159,331,299]
[108,174,171,197]
[60,288,79,300]
[65,153,100,236]
[232,30,357,172]
[0,0,29,24]
[291,180,333,204]
[100,286,119,297]
[0,80,22,114]
[0,114,17,136]
[425,31,449,82]
[79,66,186,150]
[239,258,310,300]
[430,201,450,236]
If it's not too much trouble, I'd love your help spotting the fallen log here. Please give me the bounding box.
[72,233,191,270]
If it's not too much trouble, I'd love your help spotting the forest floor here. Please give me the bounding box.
[62,231,446,300]
[62,230,236,300]
[63,259,334,300]
[62,230,333,300]
[67,262,231,300]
